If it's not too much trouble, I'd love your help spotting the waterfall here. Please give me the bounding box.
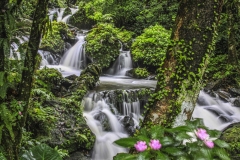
[60,35,86,69]
[107,51,133,76]
[82,89,148,160]
[39,50,58,66]
[192,90,240,130]
[48,7,79,23]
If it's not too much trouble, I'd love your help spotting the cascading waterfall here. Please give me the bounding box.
[49,7,79,23]
[10,36,29,60]
[59,35,86,69]
[61,7,79,23]
[192,90,240,130]
[107,51,133,76]
[82,89,146,160]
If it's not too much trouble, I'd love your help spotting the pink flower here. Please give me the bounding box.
[149,139,161,150]
[204,140,214,148]
[195,128,209,140]
[134,141,147,152]
[19,111,22,115]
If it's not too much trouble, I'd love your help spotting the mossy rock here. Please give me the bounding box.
[220,123,240,160]
[126,68,149,79]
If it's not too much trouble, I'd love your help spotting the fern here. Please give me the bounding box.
[0,103,16,143]
[31,88,54,100]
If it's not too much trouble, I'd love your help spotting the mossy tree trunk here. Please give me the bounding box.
[227,0,239,68]
[142,0,223,127]
[1,0,50,159]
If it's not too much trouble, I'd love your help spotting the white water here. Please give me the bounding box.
[60,35,86,69]
[107,51,133,76]
[192,90,240,130]
[83,99,128,160]
[48,7,78,23]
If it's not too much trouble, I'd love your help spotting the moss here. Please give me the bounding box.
[130,68,150,79]
[221,123,240,160]
[40,21,73,54]
[85,23,120,68]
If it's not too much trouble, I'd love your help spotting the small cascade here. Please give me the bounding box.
[192,90,240,130]
[57,8,66,22]
[48,7,79,23]
[107,51,133,76]
[49,8,58,21]
[60,35,87,69]
[39,50,58,66]
[83,88,151,160]
[10,36,29,60]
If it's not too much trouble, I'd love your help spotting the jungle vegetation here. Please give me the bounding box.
[0,0,240,159]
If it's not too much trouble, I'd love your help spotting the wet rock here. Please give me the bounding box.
[216,90,231,102]
[233,97,240,107]
[229,88,240,97]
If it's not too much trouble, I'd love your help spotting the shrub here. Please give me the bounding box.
[131,25,170,72]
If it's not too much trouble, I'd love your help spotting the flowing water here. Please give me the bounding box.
[192,90,240,131]
[60,35,87,69]
[38,29,240,159]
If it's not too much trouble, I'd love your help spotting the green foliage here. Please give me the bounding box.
[131,68,149,79]
[0,100,24,144]
[205,54,238,80]
[85,23,120,68]
[20,143,62,160]
[34,67,63,90]
[40,21,73,53]
[114,119,230,160]
[220,124,240,160]
[131,25,170,71]
[0,153,7,160]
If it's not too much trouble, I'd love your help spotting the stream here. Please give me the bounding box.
[37,10,240,160]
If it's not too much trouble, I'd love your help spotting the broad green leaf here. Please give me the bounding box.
[162,147,185,156]
[160,137,174,146]
[157,152,170,160]
[213,148,231,160]
[214,139,230,148]
[136,151,150,160]
[0,153,7,160]
[199,148,212,159]
[113,153,137,160]
[114,137,138,147]
[20,144,62,160]
[175,132,191,141]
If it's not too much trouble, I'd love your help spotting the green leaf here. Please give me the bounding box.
[214,139,230,148]
[0,153,7,160]
[136,152,151,160]
[162,147,185,156]
[113,153,137,160]
[114,137,138,148]
[20,144,62,160]
[150,125,164,139]
[157,152,170,160]
[213,148,231,160]
[161,137,174,146]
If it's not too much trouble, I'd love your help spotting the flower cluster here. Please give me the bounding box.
[134,139,161,152]
[195,128,214,148]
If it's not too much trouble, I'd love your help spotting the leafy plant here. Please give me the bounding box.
[85,23,120,68]
[114,119,230,160]
[20,143,62,160]
[131,25,170,72]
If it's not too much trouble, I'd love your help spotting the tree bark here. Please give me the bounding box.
[0,0,8,72]
[227,0,239,68]
[1,0,50,159]
[142,0,223,127]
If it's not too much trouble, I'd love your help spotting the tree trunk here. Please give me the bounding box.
[227,0,239,68]
[142,0,223,128]
[1,0,50,159]
[0,0,8,72]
